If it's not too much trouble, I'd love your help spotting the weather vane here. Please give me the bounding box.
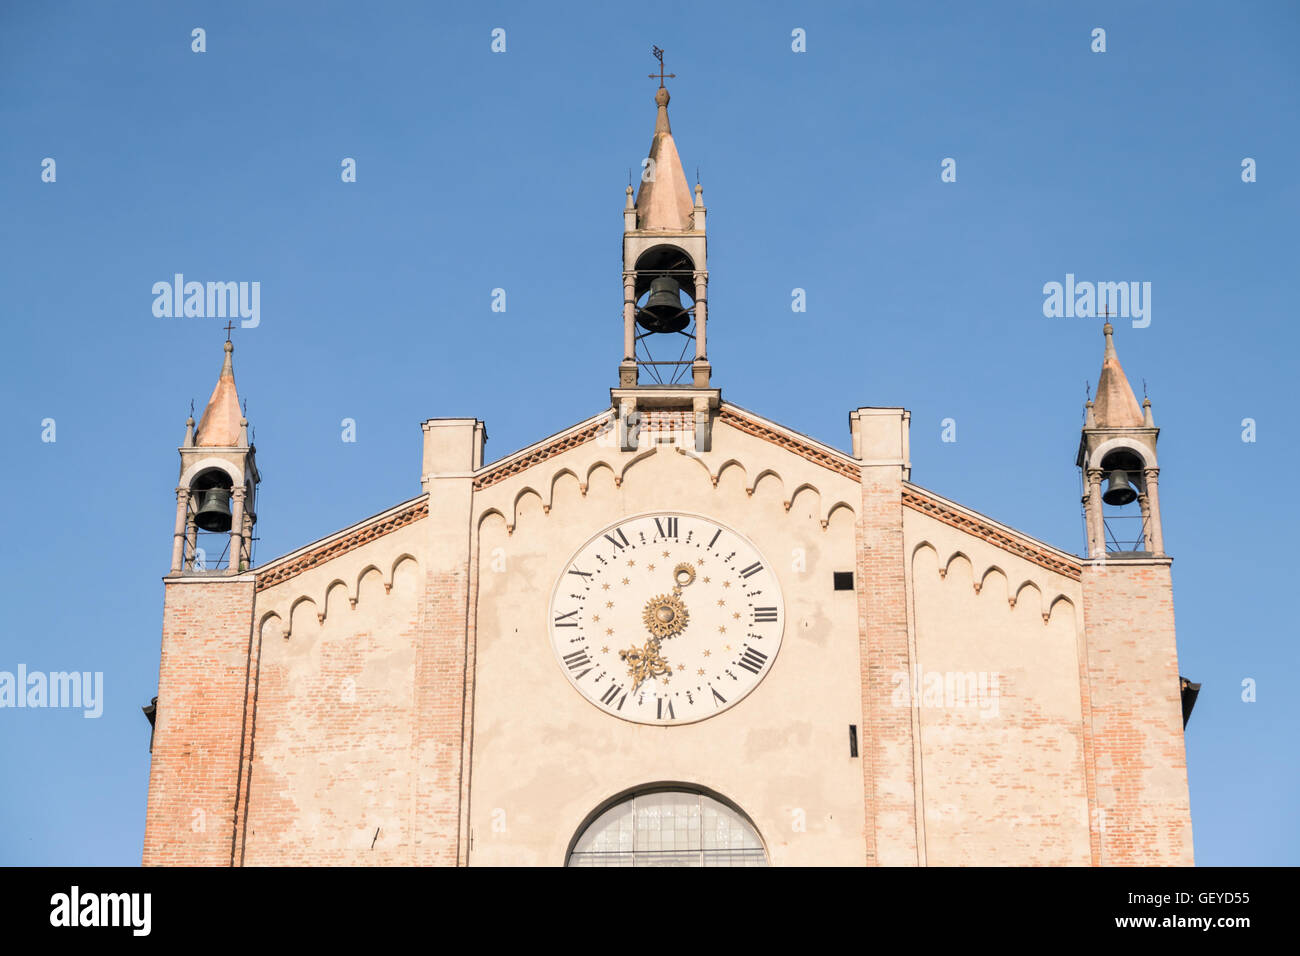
[649,46,674,87]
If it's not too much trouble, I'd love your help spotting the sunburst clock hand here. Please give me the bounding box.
[621,563,697,692]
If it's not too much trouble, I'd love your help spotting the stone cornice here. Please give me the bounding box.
[472,416,609,491]
[254,498,428,593]
[902,485,1082,581]
[717,406,862,482]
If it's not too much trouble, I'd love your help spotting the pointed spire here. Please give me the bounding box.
[194,340,243,447]
[635,86,694,231]
[1092,323,1144,428]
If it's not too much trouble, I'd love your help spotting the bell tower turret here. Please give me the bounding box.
[614,49,718,453]
[1076,323,1163,558]
[170,336,260,574]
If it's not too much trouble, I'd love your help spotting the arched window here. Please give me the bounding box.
[566,787,767,867]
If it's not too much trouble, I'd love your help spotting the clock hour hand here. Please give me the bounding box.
[620,637,671,693]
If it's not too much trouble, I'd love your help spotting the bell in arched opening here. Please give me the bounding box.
[1102,469,1138,506]
[636,276,690,334]
[194,487,233,533]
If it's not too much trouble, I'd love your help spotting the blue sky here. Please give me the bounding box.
[1,1,1296,865]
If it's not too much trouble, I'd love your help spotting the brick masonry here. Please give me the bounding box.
[857,466,919,865]
[143,577,256,866]
[1081,560,1194,864]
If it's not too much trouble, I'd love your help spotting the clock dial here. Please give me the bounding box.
[548,513,784,725]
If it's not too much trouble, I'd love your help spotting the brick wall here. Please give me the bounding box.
[143,577,255,866]
[1081,560,1194,864]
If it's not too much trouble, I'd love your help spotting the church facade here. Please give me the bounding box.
[143,83,1194,866]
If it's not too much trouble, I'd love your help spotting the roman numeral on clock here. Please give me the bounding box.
[562,650,593,679]
[753,606,778,623]
[710,686,727,706]
[601,684,627,710]
[654,517,678,540]
[568,567,593,580]
[657,697,675,720]
[739,561,763,579]
[737,646,769,675]
[603,528,629,549]
[553,610,579,627]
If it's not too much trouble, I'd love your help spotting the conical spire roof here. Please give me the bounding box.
[635,86,694,231]
[1092,323,1144,428]
[194,340,243,447]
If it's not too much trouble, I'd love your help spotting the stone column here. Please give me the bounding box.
[185,514,197,572]
[620,271,638,387]
[693,271,708,360]
[692,270,710,387]
[240,508,254,569]
[1138,492,1153,552]
[170,487,189,573]
[229,488,245,574]
[1143,468,1164,555]
[1086,469,1105,558]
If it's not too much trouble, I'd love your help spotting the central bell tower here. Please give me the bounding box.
[614,53,718,453]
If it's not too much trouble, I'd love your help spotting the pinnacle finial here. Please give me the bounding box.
[1091,320,1144,428]
[194,333,243,447]
[634,50,694,231]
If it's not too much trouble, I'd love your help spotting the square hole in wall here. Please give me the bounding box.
[833,571,854,590]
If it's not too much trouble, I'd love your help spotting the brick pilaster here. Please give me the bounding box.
[857,466,919,865]
[412,419,482,865]
[1081,559,1193,864]
[143,576,256,866]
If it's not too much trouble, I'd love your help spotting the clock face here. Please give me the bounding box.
[548,512,784,725]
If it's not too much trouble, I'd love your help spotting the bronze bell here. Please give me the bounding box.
[637,276,689,334]
[1102,469,1137,506]
[194,487,233,533]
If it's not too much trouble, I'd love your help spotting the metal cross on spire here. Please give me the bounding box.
[224,320,235,341]
[649,46,674,87]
